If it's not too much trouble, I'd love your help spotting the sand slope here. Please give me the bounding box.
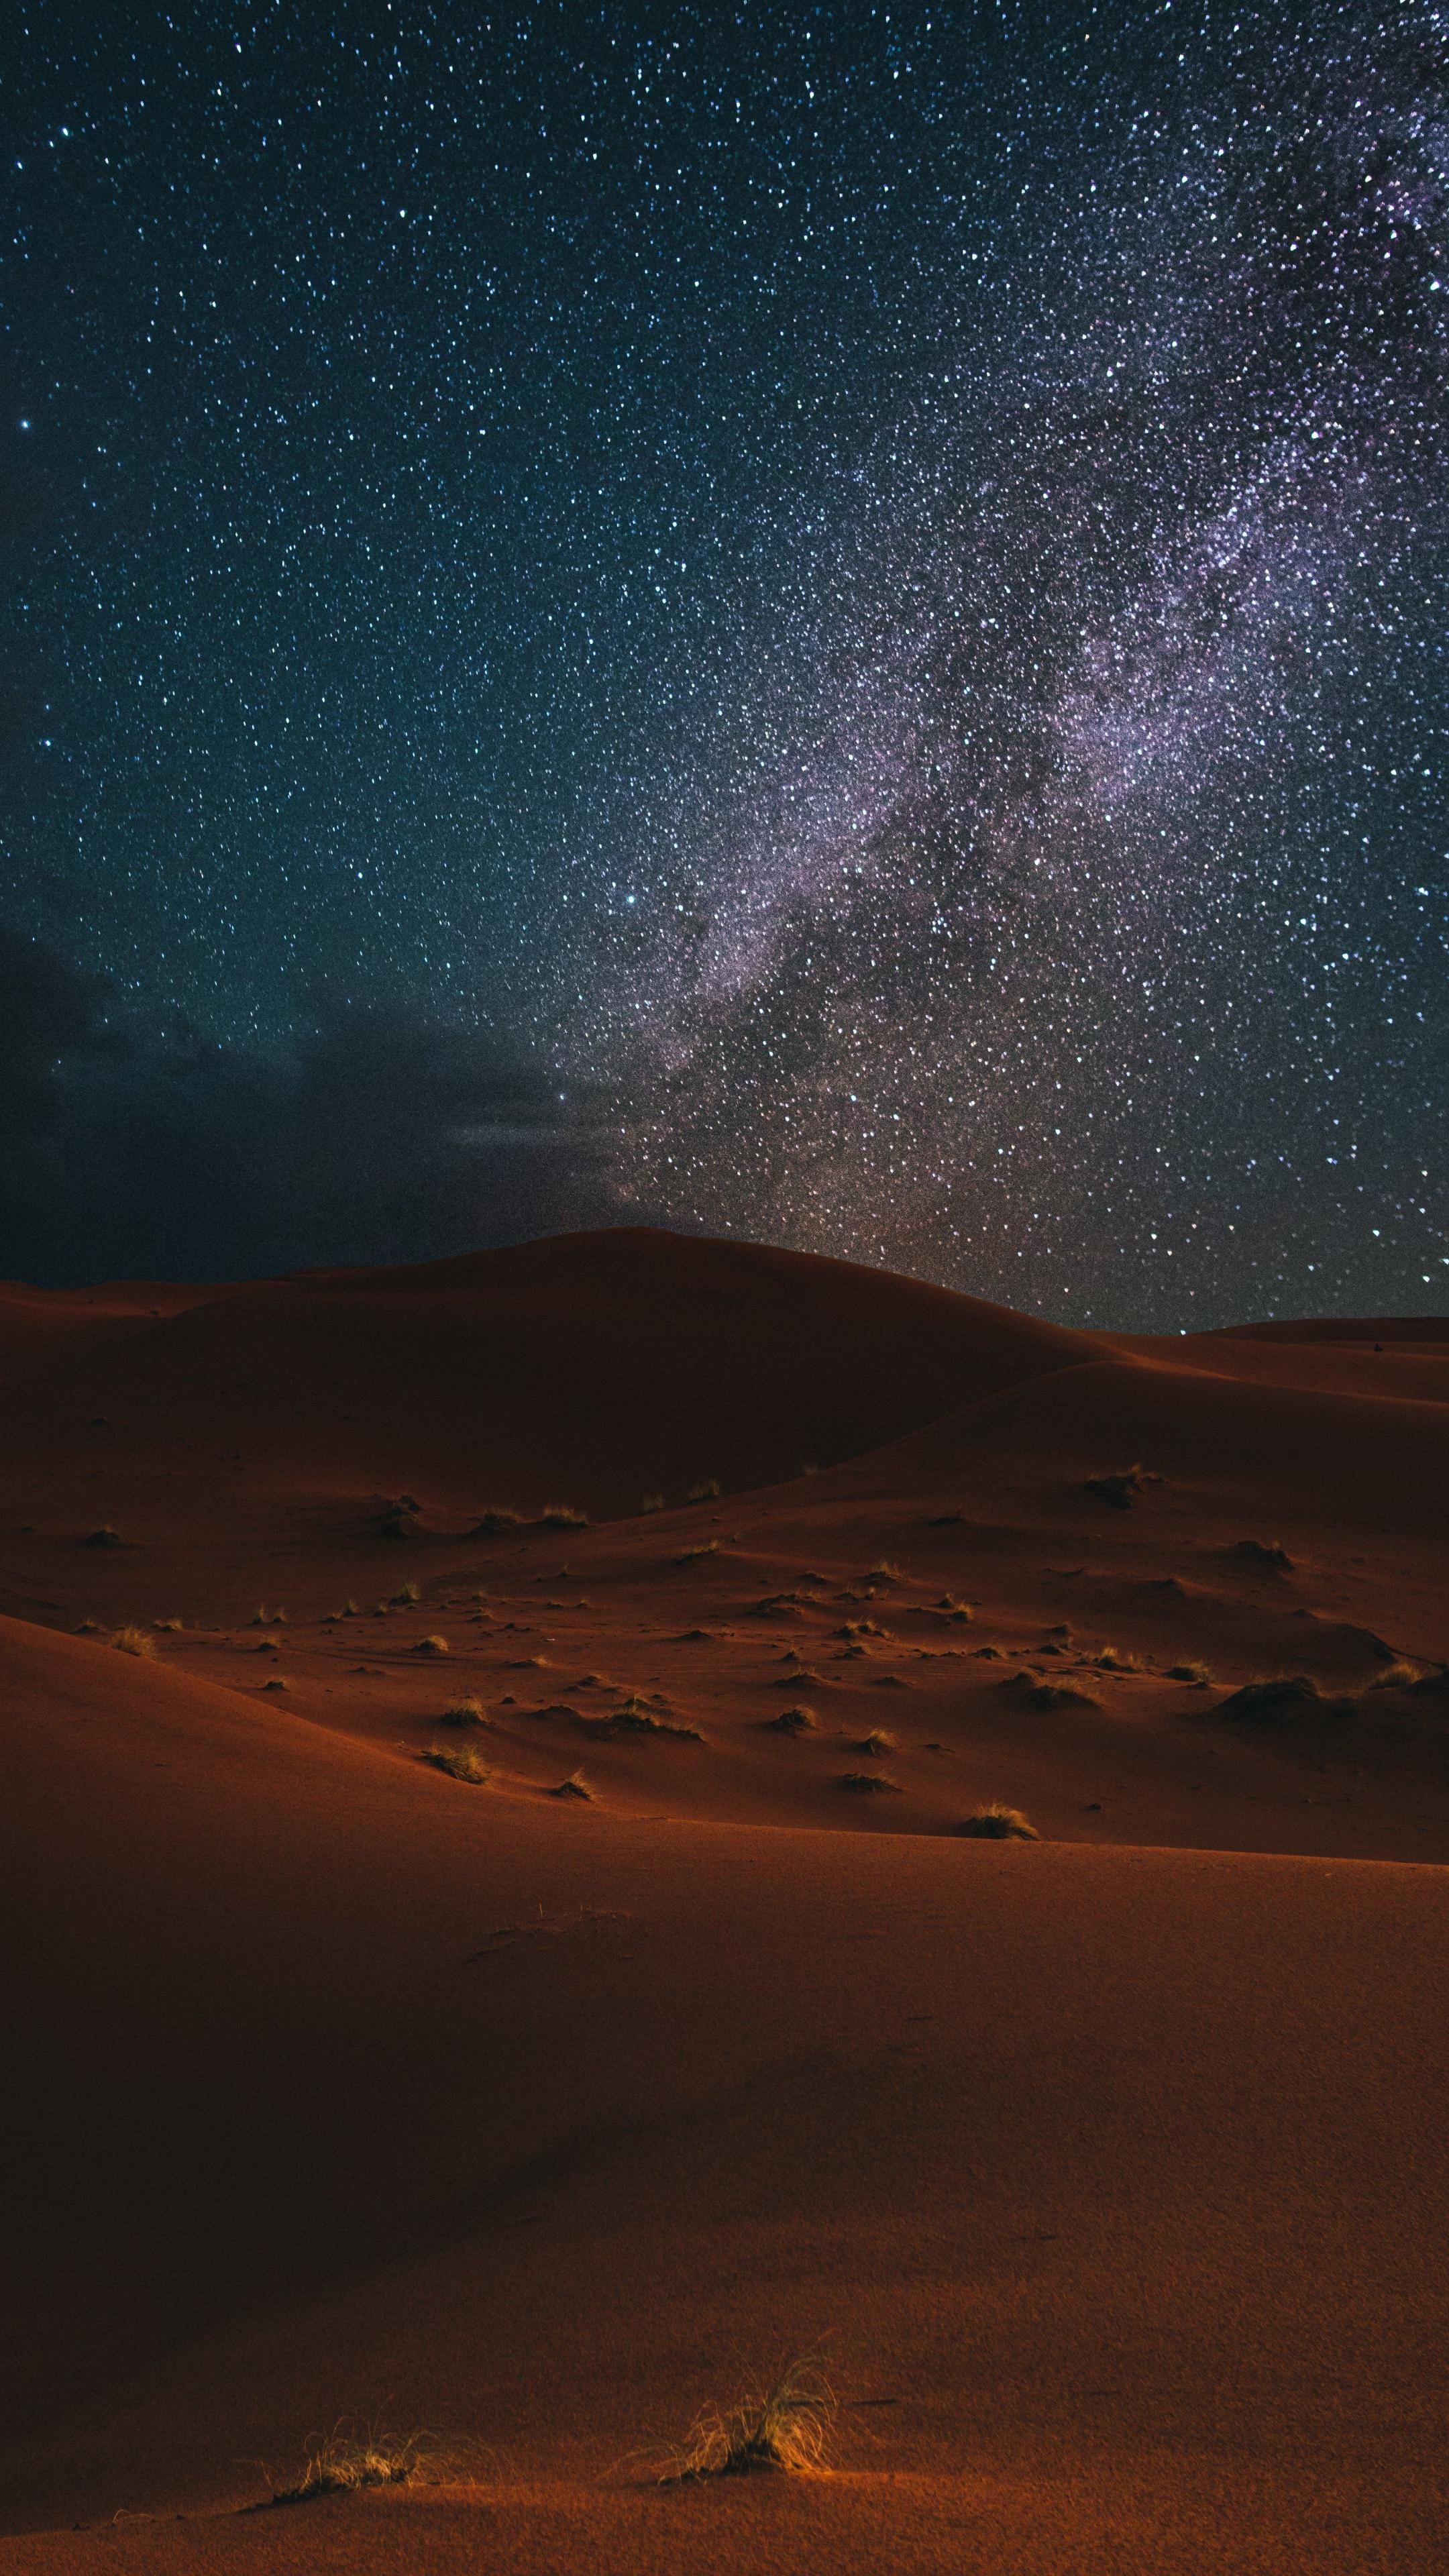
[2,1232,1447,2570]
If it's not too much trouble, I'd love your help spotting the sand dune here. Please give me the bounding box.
[1,1232,1446,2571]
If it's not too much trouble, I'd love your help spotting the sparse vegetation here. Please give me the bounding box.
[551,1770,593,1799]
[251,1606,287,1627]
[1216,1674,1350,1725]
[1095,1645,1140,1671]
[687,1478,722,1502]
[270,2426,431,2506]
[111,1625,154,1658]
[1228,1539,1294,1570]
[959,1804,1039,1840]
[1003,1670,1098,1709]
[1370,1660,1423,1689]
[422,1742,491,1784]
[664,2358,835,2481]
[851,1729,896,1757]
[837,1770,901,1793]
[675,1540,718,1563]
[472,1509,522,1538]
[869,1559,902,1580]
[152,1616,182,1632]
[540,1505,589,1528]
[414,1633,449,1654]
[391,1580,421,1607]
[1083,1463,1161,1509]
[766,1705,816,1733]
[639,1493,665,1514]
[379,1500,421,1540]
[1169,1660,1214,1685]
[440,1696,485,1726]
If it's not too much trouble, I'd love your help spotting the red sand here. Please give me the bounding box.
[1,1230,1446,2572]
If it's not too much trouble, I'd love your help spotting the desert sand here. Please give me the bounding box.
[1,1228,1446,2573]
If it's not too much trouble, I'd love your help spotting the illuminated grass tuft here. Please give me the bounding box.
[664,2358,835,2481]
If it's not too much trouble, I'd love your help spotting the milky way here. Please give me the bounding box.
[2,3,1445,1322]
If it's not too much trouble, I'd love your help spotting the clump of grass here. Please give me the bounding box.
[1169,1660,1214,1685]
[675,1540,718,1564]
[251,1605,287,1627]
[837,1770,901,1794]
[270,2425,431,2506]
[422,1742,491,1784]
[413,1633,449,1655]
[766,1705,816,1733]
[540,1505,589,1528]
[959,1803,1039,1840]
[869,1559,902,1580]
[851,1729,896,1757]
[687,1477,722,1502]
[81,1525,124,1549]
[1002,1670,1098,1709]
[1370,1660,1423,1689]
[152,1616,183,1632]
[1095,1645,1140,1671]
[1228,1538,1294,1571]
[111,1625,154,1658]
[551,1770,593,1799]
[798,1460,820,1477]
[472,1509,521,1538]
[391,1580,421,1607]
[666,2359,835,2481]
[440,1696,485,1726]
[1083,1464,1162,1510]
[1216,1674,1350,1725]
[639,1492,665,1515]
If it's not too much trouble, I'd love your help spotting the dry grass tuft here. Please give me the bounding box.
[639,1492,665,1515]
[1216,1673,1350,1725]
[675,1540,718,1564]
[851,1729,896,1757]
[687,1477,722,1502]
[111,1625,154,1658]
[766,1705,816,1733]
[422,1742,491,1785]
[1095,1645,1140,1671]
[837,1770,901,1794]
[270,2425,432,2506]
[551,1770,594,1799]
[1083,1463,1162,1509]
[472,1509,521,1538]
[959,1804,1038,1840]
[869,1559,903,1580]
[1169,1660,1214,1685]
[391,1580,421,1607]
[152,1616,183,1632]
[540,1505,589,1528]
[251,1605,287,1627]
[440,1696,485,1726]
[1228,1538,1294,1571]
[413,1633,449,1655]
[664,2358,835,2481]
[1371,1660,1424,1688]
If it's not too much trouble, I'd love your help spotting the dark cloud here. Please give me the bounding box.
[0,930,626,1286]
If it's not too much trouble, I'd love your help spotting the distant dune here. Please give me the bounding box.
[1,1232,1445,2573]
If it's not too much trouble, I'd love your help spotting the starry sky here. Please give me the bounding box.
[1,0,1445,1324]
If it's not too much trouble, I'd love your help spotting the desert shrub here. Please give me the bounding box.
[440,1696,485,1727]
[111,1625,154,1658]
[413,1634,449,1655]
[1169,1660,1214,1685]
[959,1804,1038,1840]
[551,1771,593,1799]
[422,1743,490,1784]
[1228,1538,1294,1570]
[687,1478,722,1502]
[665,2358,835,2481]
[1095,1645,1139,1671]
[1215,1674,1356,1727]
[837,1770,900,1793]
[540,1505,589,1528]
[271,2426,430,2506]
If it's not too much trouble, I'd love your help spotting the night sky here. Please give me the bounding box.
[2,1,1445,1326]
